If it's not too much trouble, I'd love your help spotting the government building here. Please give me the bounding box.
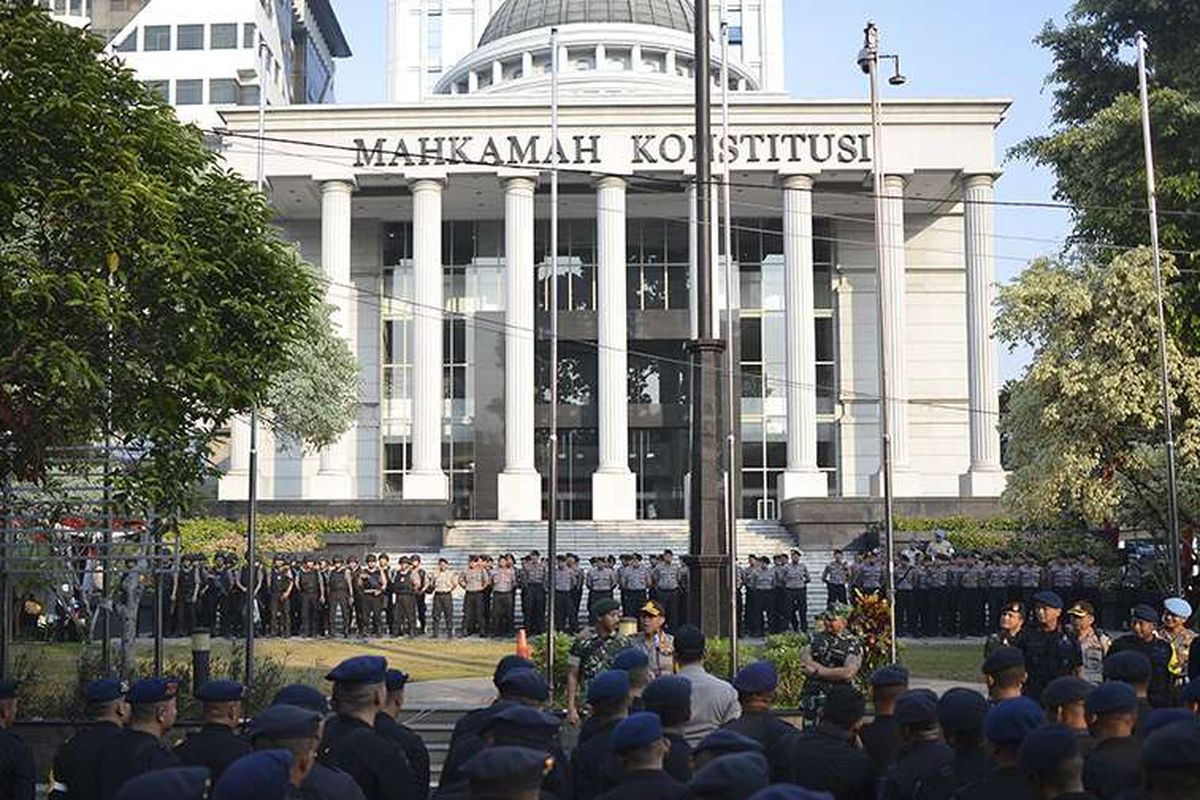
[205,0,1008,534]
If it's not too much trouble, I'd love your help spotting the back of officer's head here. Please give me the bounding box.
[248,705,323,788]
[1142,718,1200,800]
[1019,724,1084,798]
[894,689,940,743]
[819,685,865,732]
[326,656,388,717]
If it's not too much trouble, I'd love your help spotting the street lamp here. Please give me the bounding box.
[859,22,904,663]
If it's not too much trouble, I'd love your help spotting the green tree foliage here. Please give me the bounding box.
[995,249,1200,528]
[1015,1,1200,346]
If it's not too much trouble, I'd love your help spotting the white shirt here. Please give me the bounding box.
[677,662,741,746]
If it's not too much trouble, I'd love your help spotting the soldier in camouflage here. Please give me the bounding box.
[565,597,631,726]
[797,602,862,719]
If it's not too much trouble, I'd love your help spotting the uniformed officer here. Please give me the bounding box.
[959,554,987,637]
[50,678,129,800]
[952,697,1043,800]
[457,746,554,800]
[984,601,1026,658]
[982,646,1028,703]
[781,550,810,632]
[1081,682,1141,800]
[632,600,674,679]
[770,554,789,633]
[520,551,547,635]
[566,598,632,725]
[376,669,430,800]
[721,661,795,781]
[985,554,1011,631]
[854,550,884,598]
[264,684,365,800]
[489,554,518,637]
[474,704,570,799]
[1048,554,1079,607]
[1141,714,1200,800]
[926,688,993,798]
[173,680,251,783]
[926,555,950,636]
[461,555,491,637]
[859,665,908,773]
[640,676,693,784]
[595,711,683,800]
[358,555,386,637]
[1017,555,1043,611]
[110,767,209,800]
[553,555,576,634]
[172,555,202,637]
[879,690,954,800]
[1018,590,1082,702]
[821,550,850,606]
[778,684,874,799]
[1041,676,1094,747]
[568,554,585,628]
[797,602,862,720]
[651,550,684,627]
[690,729,763,770]
[944,554,967,636]
[429,558,458,638]
[894,554,916,636]
[318,655,421,800]
[296,557,325,637]
[210,749,297,800]
[391,558,420,637]
[621,555,650,618]
[686,751,768,800]
[1016,724,1089,800]
[98,678,182,800]
[325,557,354,637]
[748,556,776,637]
[266,557,293,637]
[0,680,34,800]
[571,671,631,799]
[585,557,616,615]
[1108,604,1174,707]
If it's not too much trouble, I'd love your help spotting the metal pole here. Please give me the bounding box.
[0,483,10,680]
[1135,32,1183,596]
[864,22,898,662]
[153,522,164,677]
[546,26,560,691]
[719,10,739,670]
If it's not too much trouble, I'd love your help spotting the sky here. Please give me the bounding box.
[329,1,1080,384]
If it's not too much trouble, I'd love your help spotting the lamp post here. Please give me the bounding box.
[857,22,906,662]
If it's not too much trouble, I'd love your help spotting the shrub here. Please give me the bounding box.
[849,590,897,693]
[177,513,363,558]
[759,632,809,706]
[530,632,572,705]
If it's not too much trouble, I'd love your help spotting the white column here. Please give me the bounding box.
[313,178,355,498]
[959,173,1006,496]
[779,175,826,499]
[498,177,542,519]
[404,178,449,501]
[592,176,636,519]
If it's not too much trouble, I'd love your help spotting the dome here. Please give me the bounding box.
[479,0,695,47]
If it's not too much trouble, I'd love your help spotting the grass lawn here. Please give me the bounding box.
[900,641,984,683]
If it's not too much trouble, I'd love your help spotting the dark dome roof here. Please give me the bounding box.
[479,0,695,47]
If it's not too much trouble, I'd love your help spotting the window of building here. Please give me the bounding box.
[238,85,260,106]
[426,8,442,67]
[143,79,169,101]
[210,23,238,49]
[243,22,256,48]
[175,79,203,105]
[144,25,170,51]
[536,218,595,311]
[177,24,204,50]
[209,78,238,104]
[114,31,137,52]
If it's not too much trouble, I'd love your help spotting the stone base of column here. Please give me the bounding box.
[779,469,828,500]
[403,470,449,501]
[958,467,1007,498]
[591,469,636,520]
[310,471,354,500]
[497,470,543,521]
[869,467,924,498]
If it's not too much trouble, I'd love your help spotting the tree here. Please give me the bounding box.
[995,248,1200,529]
[1014,2,1200,347]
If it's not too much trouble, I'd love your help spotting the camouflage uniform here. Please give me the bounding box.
[798,628,863,719]
[568,630,633,687]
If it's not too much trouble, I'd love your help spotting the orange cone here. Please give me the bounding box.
[516,627,531,659]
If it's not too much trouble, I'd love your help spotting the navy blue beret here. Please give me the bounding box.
[611,711,663,754]
[492,655,535,687]
[127,678,179,704]
[587,670,630,705]
[461,746,551,793]
[869,665,910,687]
[732,662,778,694]
[326,655,387,684]
[1085,681,1137,716]
[1141,708,1193,737]
[694,729,765,757]
[937,688,989,734]
[196,680,245,703]
[983,697,1044,745]
[272,684,329,714]
[114,766,210,800]
[211,750,293,800]
[1103,650,1151,684]
[85,678,127,704]
[747,787,836,800]
[1017,724,1078,775]
[1041,676,1093,708]
[1131,604,1158,623]
[1032,590,1064,610]
[1142,718,1200,769]
[1182,679,1200,704]
[496,668,549,702]
[611,649,650,671]
[482,704,561,737]
[385,669,409,693]
[894,689,939,726]
[249,704,322,740]
[643,675,691,709]
[0,680,16,700]
[982,646,1025,676]
[688,752,769,798]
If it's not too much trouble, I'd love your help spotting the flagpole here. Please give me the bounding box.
[546,25,561,691]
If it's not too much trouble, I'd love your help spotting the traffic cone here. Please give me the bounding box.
[516,627,531,659]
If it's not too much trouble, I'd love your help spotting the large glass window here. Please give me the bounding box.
[174,79,203,105]
[211,23,238,49]
[177,24,203,50]
[243,23,256,48]
[536,218,595,311]
[626,218,689,310]
[143,79,169,102]
[209,79,238,104]
[144,25,170,50]
[426,6,442,67]
[114,31,137,52]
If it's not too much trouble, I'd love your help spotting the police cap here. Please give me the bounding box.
[1017,724,1079,776]
[481,704,561,738]
[1130,604,1158,623]
[1102,650,1151,684]
[1142,708,1194,737]
[248,704,322,741]
[610,648,650,672]
[587,670,630,705]
[693,729,765,758]
[868,665,910,688]
[271,684,329,714]
[325,655,387,684]
[732,661,778,695]
[113,767,210,800]
[1085,681,1138,716]
[894,689,939,726]
[492,655,535,687]
[592,598,621,616]
[211,750,293,800]
[196,680,245,703]
[496,668,549,702]
[126,678,178,705]
[1041,676,1093,709]
[460,746,551,797]
[982,646,1025,676]
[385,669,409,693]
[642,675,691,709]
[1163,597,1193,619]
[85,678,127,704]
[983,697,1043,745]
[1032,590,1064,610]
[937,687,989,734]
[1142,718,1200,769]
[687,752,769,798]
[611,711,663,754]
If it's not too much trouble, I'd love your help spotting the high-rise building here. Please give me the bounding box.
[40,0,351,127]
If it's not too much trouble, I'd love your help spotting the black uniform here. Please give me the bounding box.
[858,714,900,773]
[97,728,181,800]
[920,747,995,800]
[440,701,514,788]
[49,720,121,800]
[0,727,35,800]
[327,569,353,637]
[1108,634,1174,707]
[375,712,430,800]
[300,762,368,800]
[662,731,692,784]
[297,568,324,637]
[779,724,876,800]
[879,739,955,800]
[595,769,685,800]
[950,766,1036,800]
[1017,625,1082,702]
[318,715,420,800]
[570,717,623,800]
[173,722,252,783]
[1082,737,1142,800]
[718,710,796,781]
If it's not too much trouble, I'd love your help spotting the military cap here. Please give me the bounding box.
[587,670,630,705]
[1032,590,1064,610]
[271,684,329,713]
[639,600,665,618]
[642,675,691,709]
[983,697,1043,745]
[1000,600,1026,617]
[248,704,322,740]
[747,787,836,800]
[937,687,989,734]
[1142,708,1194,736]
[113,767,210,800]
[1142,718,1200,769]
[481,704,561,737]
[460,746,552,796]
[126,678,178,704]
[610,648,650,672]
[593,598,622,616]
[385,669,410,693]
[1041,676,1093,709]
[196,679,245,703]
[1017,724,1078,776]
[611,711,664,754]
[1130,604,1158,623]
[982,646,1025,676]
[0,680,19,700]
[492,655,535,687]
[85,678,127,704]
[687,751,769,798]
[869,665,910,687]
[1085,681,1137,716]
[1181,678,1200,704]
[732,661,778,694]
[211,750,293,800]
[894,689,939,726]
[1102,650,1151,684]
[826,602,853,619]
[1163,597,1193,619]
[496,668,549,702]
[672,624,706,656]
[325,655,387,684]
[693,729,765,758]
[1066,601,1095,618]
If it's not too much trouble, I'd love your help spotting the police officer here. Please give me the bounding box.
[461,555,491,637]
[325,557,354,637]
[211,749,298,800]
[172,555,202,637]
[296,556,325,638]
[984,601,1026,658]
[50,679,129,800]
[1017,555,1043,611]
[360,555,387,637]
[1109,604,1174,707]
[596,712,683,800]
[553,555,576,634]
[650,550,684,628]
[822,550,850,606]
[640,676,693,784]
[749,557,776,637]
[770,554,789,634]
[1048,554,1078,607]
[1017,590,1082,703]
[797,602,862,720]
[173,680,251,782]
[894,554,916,636]
[570,671,632,800]
[985,554,1011,631]
[376,670,430,800]
[429,558,458,638]
[859,665,908,773]
[319,655,420,800]
[267,557,294,638]
[98,678,182,800]
[721,662,795,781]
[959,553,987,637]
[621,555,650,618]
[781,550,810,632]
[489,554,517,637]
[457,746,557,800]
[391,557,420,637]
[265,684,365,800]
[0,680,35,800]
[778,684,874,799]
[879,690,954,800]
[585,556,617,615]
[519,550,547,635]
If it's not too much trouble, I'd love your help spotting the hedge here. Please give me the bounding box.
[176,513,364,557]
